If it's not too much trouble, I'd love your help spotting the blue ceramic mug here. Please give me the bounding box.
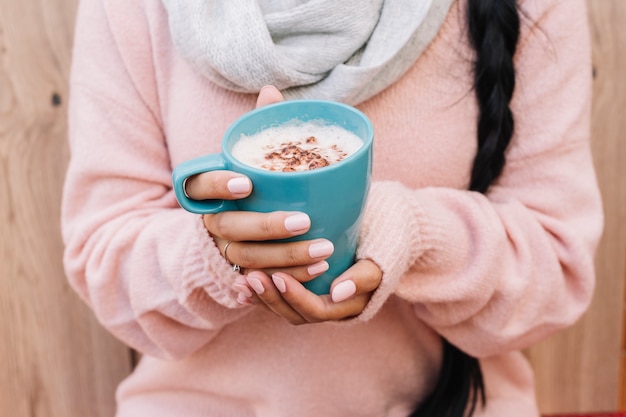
[172,100,373,295]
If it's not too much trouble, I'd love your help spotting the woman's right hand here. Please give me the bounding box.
[183,170,335,292]
[184,86,333,300]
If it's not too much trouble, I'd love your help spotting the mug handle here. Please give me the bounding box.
[172,154,238,214]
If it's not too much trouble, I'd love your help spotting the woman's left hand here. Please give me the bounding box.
[235,259,382,324]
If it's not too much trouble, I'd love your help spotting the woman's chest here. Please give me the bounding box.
[162,46,477,192]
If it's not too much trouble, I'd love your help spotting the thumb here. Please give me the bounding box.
[256,85,284,108]
[330,259,382,303]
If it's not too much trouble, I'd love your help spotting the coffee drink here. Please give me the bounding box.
[231,121,363,172]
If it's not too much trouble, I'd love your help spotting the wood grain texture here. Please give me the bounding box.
[0,0,131,415]
[526,0,626,414]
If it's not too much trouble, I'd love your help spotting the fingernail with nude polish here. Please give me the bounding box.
[284,213,310,233]
[246,276,265,295]
[227,177,251,195]
[271,274,287,293]
[308,240,334,258]
[307,261,329,276]
[237,292,252,305]
[331,280,356,303]
[233,283,253,298]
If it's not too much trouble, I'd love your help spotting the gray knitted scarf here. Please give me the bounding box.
[162,0,456,105]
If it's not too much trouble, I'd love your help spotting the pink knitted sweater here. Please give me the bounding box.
[62,0,603,416]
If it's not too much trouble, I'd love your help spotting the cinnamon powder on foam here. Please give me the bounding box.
[232,122,363,172]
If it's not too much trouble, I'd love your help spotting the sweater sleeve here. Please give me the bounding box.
[61,0,248,360]
[354,0,603,358]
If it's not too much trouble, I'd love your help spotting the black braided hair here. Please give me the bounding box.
[468,0,520,194]
[410,1,520,416]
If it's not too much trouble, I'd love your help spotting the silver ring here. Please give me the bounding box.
[223,240,241,272]
[182,177,191,198]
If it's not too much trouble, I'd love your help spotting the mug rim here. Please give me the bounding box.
[221,99,373,177]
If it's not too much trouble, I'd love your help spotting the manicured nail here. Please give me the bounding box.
[233,283,253,298]
[331,280,356,303]
[246,276,265,295]
[271,274,287,293]
[284,213,310,233]
[237,292,252,305]
[308,240,334,258]
[307,261,329,276]
[227,177,251,195]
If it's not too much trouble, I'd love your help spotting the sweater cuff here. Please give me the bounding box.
[353,181,428,322]
[180,215,244,310]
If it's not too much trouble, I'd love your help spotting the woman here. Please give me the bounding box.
[62,0,603,415]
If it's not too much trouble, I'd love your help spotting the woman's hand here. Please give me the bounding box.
[184,86,334,283]
[238,258,383,324]
[186,85,383,323]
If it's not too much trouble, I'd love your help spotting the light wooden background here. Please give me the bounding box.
[0,0,624,415]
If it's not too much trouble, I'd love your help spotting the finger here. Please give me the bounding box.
[246,271,307,324]
[256,85,284,108]
[272,260,382,322]
[203,211,312,241]
[233,275,261,306]
[270,272,371,322]
[214,237,330,283]
[329,259,382,303]
[233,282,255,306]
[185,170,252,201]
[232,260,329,290]
[261,260,330,284]
[217,239,333,270]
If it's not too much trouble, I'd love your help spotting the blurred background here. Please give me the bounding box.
[0,0,624,415]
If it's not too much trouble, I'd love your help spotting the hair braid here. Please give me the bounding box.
[410,1,520,416]
[468,0,520,193]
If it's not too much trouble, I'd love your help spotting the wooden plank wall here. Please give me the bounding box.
[0,0,132,416]
[0,0,624,416]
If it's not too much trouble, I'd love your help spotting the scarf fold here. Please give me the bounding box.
[162,0,456,105]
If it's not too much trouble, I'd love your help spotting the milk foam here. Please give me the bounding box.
[231,120,363,172]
